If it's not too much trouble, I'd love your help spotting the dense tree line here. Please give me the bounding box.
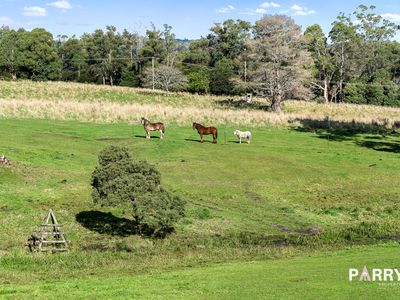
[0,4,399,111]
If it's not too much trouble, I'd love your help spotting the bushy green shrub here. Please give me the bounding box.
[91,146,160,206]
[91,145,185,236]
[135,189,185,237]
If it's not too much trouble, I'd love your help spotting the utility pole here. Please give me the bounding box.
[151,56,155,90]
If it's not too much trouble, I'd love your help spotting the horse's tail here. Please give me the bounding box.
[215,128,218,139]
[162,124,165,133]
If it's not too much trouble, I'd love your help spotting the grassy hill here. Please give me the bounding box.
[0,81,399,298]
[0,80,399,127]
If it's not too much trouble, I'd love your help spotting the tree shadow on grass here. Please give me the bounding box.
[76,211,137,236]
[356,140,400,153]
[292,118,400,153]
[76,210,174,238]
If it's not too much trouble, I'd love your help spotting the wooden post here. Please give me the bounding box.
[224,125,227,145]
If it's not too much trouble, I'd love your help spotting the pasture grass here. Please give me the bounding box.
[2,244,400,299]
[0,80,399,127]
[0,118,399,296]
[0,80,399,297]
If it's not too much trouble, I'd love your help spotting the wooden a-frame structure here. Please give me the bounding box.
[28,209,69,253]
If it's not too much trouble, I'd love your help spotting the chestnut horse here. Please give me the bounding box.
[192,122,218,144]
[141,117,165,139]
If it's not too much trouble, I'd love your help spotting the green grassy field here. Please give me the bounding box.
[0,81,399,298]
[2,244,400,299]
[0,116,399,298]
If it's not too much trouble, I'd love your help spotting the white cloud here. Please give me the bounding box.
[216,5,235,13]
[255,8,267,14]
[0,16,12,24]
[291,4,302,11]
[23,6,47,17]
[260,2,280,8]
[381,13,400,23]
[290,4,316,16]
[47,0,72,9]
[239,2,279,16]
[242,7,269,15]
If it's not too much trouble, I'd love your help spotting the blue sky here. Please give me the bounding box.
[0,0,399,39]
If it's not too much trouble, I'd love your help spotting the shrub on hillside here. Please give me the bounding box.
[91,145,160,206]
[135,189,185,237]
[91,145,185,236]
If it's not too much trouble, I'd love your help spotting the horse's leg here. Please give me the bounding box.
[160,129,164,139]
[213,133,217,144]
[146,130,150,139]
[239,137,242,144]
[200,133,203,143]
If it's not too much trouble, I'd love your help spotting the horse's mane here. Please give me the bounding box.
[193,122,204,128]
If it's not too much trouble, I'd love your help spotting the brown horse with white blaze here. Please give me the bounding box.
[192,122,218,144]
[141,117,165,139]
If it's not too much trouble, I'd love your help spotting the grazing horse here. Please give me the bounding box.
[192,122,218,144]
[234,130,251,144]
[141,117,165,139]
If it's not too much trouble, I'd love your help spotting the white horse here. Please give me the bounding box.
[233,130,251,144]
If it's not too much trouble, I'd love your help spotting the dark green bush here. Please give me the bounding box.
[91,145,185,236]
[193,207,212,220]
[91,146,160,206]
[135,189,185,237]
